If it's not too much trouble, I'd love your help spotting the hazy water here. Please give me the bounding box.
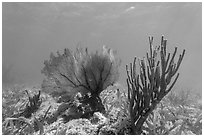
[2,3,202,93]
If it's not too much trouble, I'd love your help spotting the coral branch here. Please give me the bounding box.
[126,36,185,134]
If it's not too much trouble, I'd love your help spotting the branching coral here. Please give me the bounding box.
[126,36,185,134]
